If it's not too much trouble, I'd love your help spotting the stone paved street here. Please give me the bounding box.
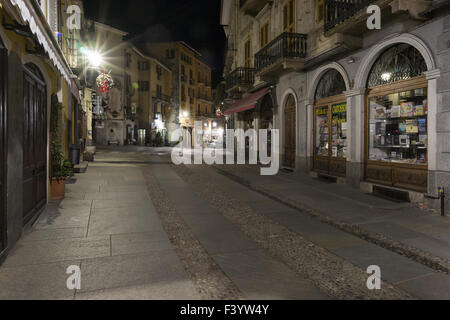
[0,146,449,300]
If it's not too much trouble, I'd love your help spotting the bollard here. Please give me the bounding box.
[439,187,445,217]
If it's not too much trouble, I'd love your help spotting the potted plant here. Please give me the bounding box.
[50,98,73,200]
[50,148,73,200]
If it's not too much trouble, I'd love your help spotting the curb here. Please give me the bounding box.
[213,166,450,275]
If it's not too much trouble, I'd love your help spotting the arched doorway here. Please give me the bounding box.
[284,94,296,168]
[0,37,7,254]
[364,43,428,191]
[23,63,47,226]
[313,69,347,177]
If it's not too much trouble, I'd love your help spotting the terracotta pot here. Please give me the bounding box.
[51,178,66,200]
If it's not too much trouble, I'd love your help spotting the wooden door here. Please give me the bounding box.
[284,95,296,168]
[23,65,47,226]
[0,44,7,253]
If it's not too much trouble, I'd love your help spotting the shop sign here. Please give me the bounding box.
[332,103,347,114]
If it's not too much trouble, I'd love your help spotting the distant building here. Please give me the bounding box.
[137,41,216,145]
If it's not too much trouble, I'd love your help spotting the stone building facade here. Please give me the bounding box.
[221,0,450,212]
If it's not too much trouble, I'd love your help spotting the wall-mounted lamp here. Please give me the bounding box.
[347,57,356,64]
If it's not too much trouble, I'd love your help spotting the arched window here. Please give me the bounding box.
[315,69,346,101]
[313,69,347,177]
[367,44,427,88]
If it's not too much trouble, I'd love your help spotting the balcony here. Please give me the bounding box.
[254,32,307,79]
[153,92,172,104]
[324,0,376,34]
[240,0,271,16]
[226,67,255,93]
[197,93,212,102]
[323,0,430,36]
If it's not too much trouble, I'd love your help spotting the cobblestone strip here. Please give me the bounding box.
[214,166,450,275]
[142,166,244,300]
[173,165,414,300]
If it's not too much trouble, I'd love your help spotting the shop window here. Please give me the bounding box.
[314,69,347,177]
[365,44,428,191]
[368,88,427,165]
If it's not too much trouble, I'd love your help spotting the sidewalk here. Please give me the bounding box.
[0,158,199,300]
[214,165,450,270]
[199,164,450,299]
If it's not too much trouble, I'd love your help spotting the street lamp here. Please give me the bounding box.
[87,50,103,68]
[81,47,103,68]
[183,111,189,118]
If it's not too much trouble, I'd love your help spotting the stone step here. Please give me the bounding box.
[74,161,89,174]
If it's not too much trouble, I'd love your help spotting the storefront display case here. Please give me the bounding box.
[365,77,428,191]
[313,94,347,177]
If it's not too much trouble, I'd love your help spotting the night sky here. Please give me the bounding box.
[83,0,227,87]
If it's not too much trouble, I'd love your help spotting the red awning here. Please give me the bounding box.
[224,87,271,115]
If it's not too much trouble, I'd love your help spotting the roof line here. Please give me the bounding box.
[130,46,171,73]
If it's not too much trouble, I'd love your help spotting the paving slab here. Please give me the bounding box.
[397,273,450,300]
[0,260,80,300]
[75,280,201,300]
[111,232,172,256]
[84,191,150,201]
[359,222,427,240]
[330,243,435,284]
[92,199,153,210]
[3,236,111,267]
[212,250,328,300]
[402,236,450,260]
[22,227,87,242]
[78,252,190,293]
[88,206,163,237]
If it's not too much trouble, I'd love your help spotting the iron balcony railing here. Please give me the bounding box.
[226,67,255,90]
[254,32,307,73]
[325,0,376,33]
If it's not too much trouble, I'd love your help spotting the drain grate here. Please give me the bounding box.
[372,185,410,203]
[317,174,337,184]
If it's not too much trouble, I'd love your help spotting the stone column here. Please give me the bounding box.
[425,68,442,197]
[297,99,309,173]
[344,88,366,188]
[305,100,314,174]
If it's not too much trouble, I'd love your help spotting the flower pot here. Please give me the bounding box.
[51,178,66,200]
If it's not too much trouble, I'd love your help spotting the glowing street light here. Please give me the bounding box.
[81,47,103,68]
[183,111,189,118]
[88,51,103,67]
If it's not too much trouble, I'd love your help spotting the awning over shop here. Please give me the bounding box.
[224,87,271,115]
[8,0,73,83]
